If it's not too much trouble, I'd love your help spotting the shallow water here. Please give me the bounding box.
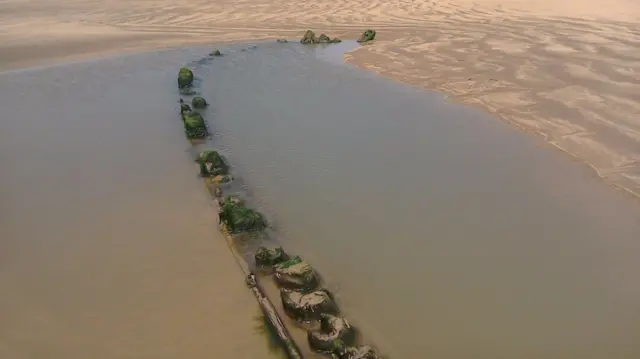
[195,42,640,358]
[1,42,639,359]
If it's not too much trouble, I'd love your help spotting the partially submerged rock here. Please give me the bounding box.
[209,49,222,56]
[276,39,288,43]
[357,29,376,43]
[182,111,207,139]
[281,288,338,321]
[177,67,194,89]
[192,96,208,109]
[274,256,319,291]
[255,246,288,267]
[301,30,341,44]
[219,197,267,233]
[197,150,229,177]
[338,345,379,359]
[180,103,191,113]
[307,314,356,353]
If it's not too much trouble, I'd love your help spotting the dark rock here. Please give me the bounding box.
[219,197,267,233]
[180,103,191,113]
[338,346,379,359]
[209,49,222,56]
[182,111,207,139]
[307,314,356,353]
[277,39,288,43]
[192,96,208,109]
[197,150,229,177]
[179,98,184,103]
[281,288,338,321]
[318,34,332,43]
[255,246,288,267]
[357,29,376,43]
[301,30,318,44]
[274,256,319,291]
[177,67,194,89]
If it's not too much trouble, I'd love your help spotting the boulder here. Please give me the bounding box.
[192,96,208,109]
[182,111,207,139]
[317,34,341,44]
[338,346,379,359]
[255,246,288,267]
[219,198,267,233]
[281,288,338,321]
[274,256,319,291]
[277,39,288,43]
[357,30,376,43]
[197,150,229,177]
[307,314,356,353]
[180,103,192,113]
[301,30,318,44]
[209,49,222,56]
[177,67,194,89]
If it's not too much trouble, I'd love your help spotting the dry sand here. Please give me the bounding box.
[1,0,639,196]
[0,0,638,357]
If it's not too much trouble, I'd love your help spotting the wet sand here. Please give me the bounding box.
[1,0,639,197]
[0,51,280,358]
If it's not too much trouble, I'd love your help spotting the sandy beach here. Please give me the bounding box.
[0,0,639,357]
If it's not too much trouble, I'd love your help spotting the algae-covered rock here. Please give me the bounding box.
[182,111,207,139]
[177,67,194,89]
[197,150,229,177]
[212,174,232,183]
[357,30,376,43]
[338,346,379,359]
[255,246,288,267]
[180,103,192,113]
[219,197,267,233]
[209,49,222,56]
[281,288,338,321]
[274,256,319,291]
[301,30,317,44]
[192,96,208,109]
[308,314,356,353]
[302,30,341,44]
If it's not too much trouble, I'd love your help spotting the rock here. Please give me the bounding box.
[182,111,207,139]
[255,246,288,267]
[209,49,222,56]
[198,150,229,177]
[318,34,332,43]
[281,288,338,321]
[179,98,184,103]
[275,256,319,291]
[180,103,192,113]
[177,67,194,89]
[277,39,288,43]
[301,30,318,44]
[214,187,223,198]
[357,29,376,43]
[212,174,232,183]
[192,96,208,109]
[338,346,379,359]
[307,314,356,353]
[219,198,267,233]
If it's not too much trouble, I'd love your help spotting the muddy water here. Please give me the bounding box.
[195,42,640,359]
[1,42,639,359]
[0,50,281,358]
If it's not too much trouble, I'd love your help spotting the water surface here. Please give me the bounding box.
[196,42,640,359]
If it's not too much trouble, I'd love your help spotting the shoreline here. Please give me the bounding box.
[2,16,638,199]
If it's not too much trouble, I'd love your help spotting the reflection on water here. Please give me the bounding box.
[197,42,640,359]
[0,42,639,359]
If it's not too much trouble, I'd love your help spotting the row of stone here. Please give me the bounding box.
[175,51,378,358]
[255,248,378,359]
[299,29,376,44]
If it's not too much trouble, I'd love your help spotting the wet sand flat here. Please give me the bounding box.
[1,0,639,197]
